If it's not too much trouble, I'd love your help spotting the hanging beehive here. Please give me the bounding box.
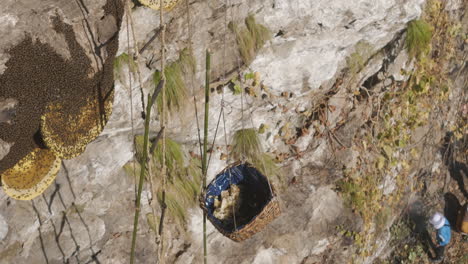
[40,92,113,159]
[200,162,280,242]
[1,148,61,200]
[138,0,181,11]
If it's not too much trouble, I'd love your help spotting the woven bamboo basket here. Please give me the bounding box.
[199,162,281,242]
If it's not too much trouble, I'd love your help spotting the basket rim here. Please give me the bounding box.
[199,160,276,212]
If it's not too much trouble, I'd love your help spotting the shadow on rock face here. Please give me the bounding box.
[407,200,437,258]
[444,192,461,226]
[440,132,468,199]
[408,200,428,234]
[449,162,468,199]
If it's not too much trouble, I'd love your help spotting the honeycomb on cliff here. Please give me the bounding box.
[138,0,181,11]
[40,90,114,159]
[1,148,61,200]
[0,12,121,200]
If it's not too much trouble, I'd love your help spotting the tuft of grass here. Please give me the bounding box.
[124,136,202,226]
[154,66,186,114]
[154,48,196,114]
[245,15,271,50]
[185,157,203,194]
[152,138,185,180]
[230,129,284,190]
[231,128,263,161]
[114,53,137,79]
[154,157,202,225]
[123,160,144,180]
[230,15,271,64]
[134,134,185,180]
[179,48,197,74]
[406,19,432,59]
[336,178,366,212]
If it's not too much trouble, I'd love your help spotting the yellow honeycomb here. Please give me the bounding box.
[138,0,181,11]
[1,148,61,200]
[40,91,114,159]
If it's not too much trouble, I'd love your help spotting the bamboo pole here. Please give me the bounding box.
[202,50,211,264]
[129,91,157,264]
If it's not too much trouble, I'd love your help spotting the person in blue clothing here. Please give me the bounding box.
[429,212,451,262]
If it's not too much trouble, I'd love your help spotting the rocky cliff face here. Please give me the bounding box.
[0,0,466,263]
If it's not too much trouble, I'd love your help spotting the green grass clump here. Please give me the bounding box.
[245,16,271,50]
[231,128,263,161]
[136,134,185,179]
[178,48,197,74]
[230,15,271,64]
[231,129,283,187]
[154,48,196,114]
[152,138,185,180]
[114,53,137,79]
[125,136,202,227]
[406,19,432,59]
[154,157,201,225]
[123,161,144,180]
[336,179,366,212]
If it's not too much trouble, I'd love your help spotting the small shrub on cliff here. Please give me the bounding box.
[126,136,201,226]
[229,15,271,64]
[114,52,137,80]
[406,19,432,59]
[230,129,283,187]
[231,128,262,161]
[154,48,195,114]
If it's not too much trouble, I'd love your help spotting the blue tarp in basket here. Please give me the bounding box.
[203,163,273,233]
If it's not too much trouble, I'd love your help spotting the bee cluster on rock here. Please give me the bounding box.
[0,9,122,200]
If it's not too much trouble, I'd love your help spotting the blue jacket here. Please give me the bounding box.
[436,219,451,246]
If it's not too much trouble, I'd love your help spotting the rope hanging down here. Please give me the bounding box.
[157,0,168,262]
[227,4,276,201]
[197,2,281,243]
[125,0,137,200]
[125,0,164,260]
[126,0,165,262]
[201,0,280,244]
[185,0,203,171]
[220,0,238,232]
[197,0,242,250]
